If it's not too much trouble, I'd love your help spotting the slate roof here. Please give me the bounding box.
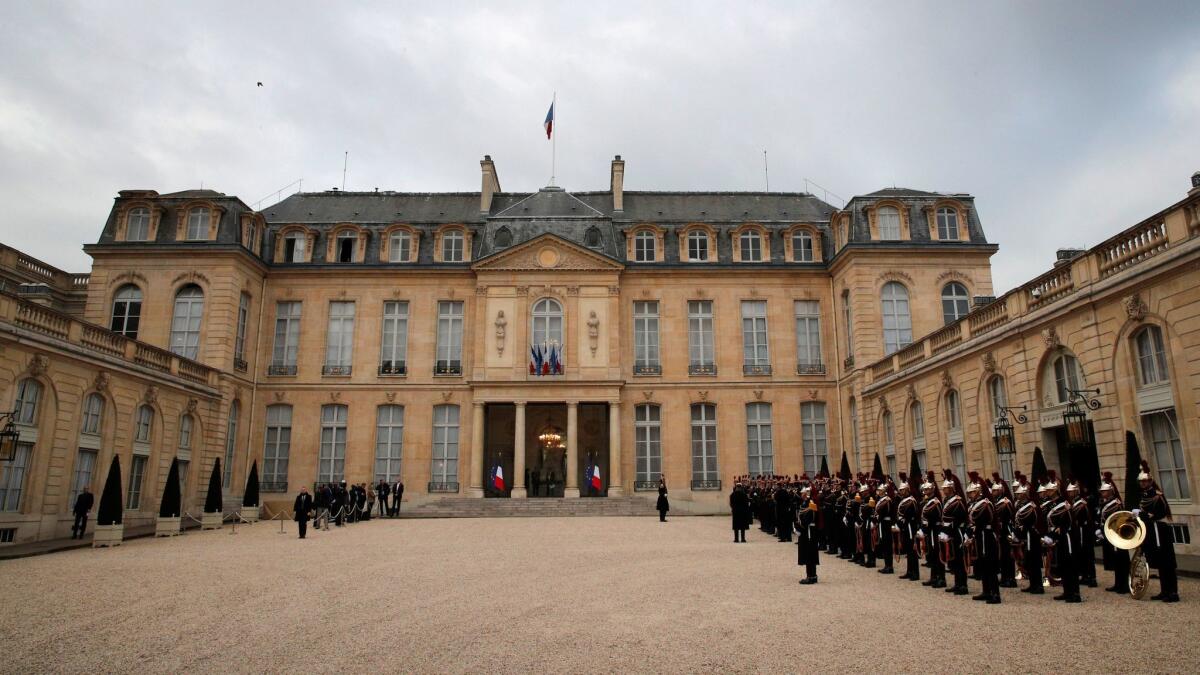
[843,188,990,244]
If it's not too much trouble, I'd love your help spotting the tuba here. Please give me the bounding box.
[1103,510,1150,600]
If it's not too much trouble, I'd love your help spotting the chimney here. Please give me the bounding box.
[1189,170,1200,197]
[480,155,501,214]
[610,155,625,213]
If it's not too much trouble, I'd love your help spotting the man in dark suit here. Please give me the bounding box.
[71,486,94,539]
[376,479,390,518]
[293,486,314,539]
[392,480,405,516]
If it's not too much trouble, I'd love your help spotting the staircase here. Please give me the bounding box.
[399,496,657,519]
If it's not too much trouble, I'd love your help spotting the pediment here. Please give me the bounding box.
[472,233,624,272]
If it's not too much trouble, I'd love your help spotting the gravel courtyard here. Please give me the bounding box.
[4,516,1198,674]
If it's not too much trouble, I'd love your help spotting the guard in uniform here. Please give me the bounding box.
[1136,461,1180,602]
[875,481,895,574]
[1012,473,1045,594]
[1096,472,1130,594]
[966,472,1000,603]
[823,481,841,556]
[847,486,863,563]
[895,473,920,581]
[939,469,969,595]
[919,471,946,588]
[797,487,821,584]
[991,472,1018,588]
[1067,480,1098,587]
[776,482,793,543]
[860,483,877,568]
[1043,472,1082,602]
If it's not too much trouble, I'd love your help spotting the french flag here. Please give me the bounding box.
[544,101,554,139]
[590,464,602,491]
[493,464,505,491]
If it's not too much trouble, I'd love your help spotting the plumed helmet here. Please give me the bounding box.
[966,471,982,494]
[990,472,1004,492]
[921,470,936,492]
[941,468,957,490]
[1039,469,1058,493]
[1098,471,1120,500]
[897,471,909,492]
[1137,460,1152,482]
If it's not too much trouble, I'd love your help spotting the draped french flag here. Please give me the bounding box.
[492,464,505,491]
[529,343,543,375]
[544,101,554,139]
[590,464,602,490]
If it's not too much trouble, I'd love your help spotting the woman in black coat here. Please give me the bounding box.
[656,478,670,522]
[730,483,751,542]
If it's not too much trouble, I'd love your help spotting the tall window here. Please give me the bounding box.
[380,301,409,375]
[911,401,926,471]
[126,455,147,509]
[877,206,901,240]
[633,301,660,372]
[687,230,709,262]
[794,300,822,368]
[126,207,150,241]
[950,444,966,481]
[881,282,912,355]
[442,230,464,262]
[272,301,301,371]
[741,300,769,371]
[792,230,814,262]
[70,449,97,506]
[335,231,356,263]
[936,207,960,240]
[988,376,1008,420]
[883,411,895,476]
[283,232,306,262]
[324,301,356,373]
[634,404,662,484]
[169,285,204,359]
[842,290,853,357]
[436,301,464,375]
[185,207,209,240]
[634,230,656,262]
[375,405,405,482]
[177,460,189,498]
[801,402,828,476]
[746,403,774,475]
[1053,353,1083,403]
[690,404,718,483]
[135,405,154,443]
[389,230,412,262]
[688,300,715,373]
[263,405,291,489]
[223,401,239,488]
[942,282,970,325]
[431,405,460,485]
[849,398,859,453]
[531,298,564,349]
[110,285,142,338]
[319,404,347,483]
[1135,326,1169,386]
[0,442,32,511]
[81,393,104,435]
[739,230,763,262]
[1145,411,1189,500]
[235,292,250,364]
[179,414,193,452]
[946,390,961,431]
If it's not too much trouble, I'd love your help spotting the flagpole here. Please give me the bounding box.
[551,91,557,187]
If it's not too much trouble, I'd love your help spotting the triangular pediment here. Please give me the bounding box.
[472,233,624,272]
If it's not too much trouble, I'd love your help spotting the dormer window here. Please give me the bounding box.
[937,207,960,240]
[336,232,356,263]
[494,227,512,249]
[185,207,210,240]
[792,230,814,262]
[584,226,602,248]
[877,206,901,240]
[442,230,464,262]
[687,230,709,262]
[127,208,150,241]
[387,229,413,262]
[634,230,655,262]
[283,232,306,262]
[739,230,763,262]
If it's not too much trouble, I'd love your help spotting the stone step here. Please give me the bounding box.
[398,496,657,519]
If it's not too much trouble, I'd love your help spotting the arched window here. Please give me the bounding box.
[634,230,656,262]
[442,230,464,262]
[81,393,104,435]
[739,230,762,262]
[388,230,411,262]
[941,282,970,325]
[936,207,960,240]
[110,285,142,338]
[375,404,404,482]
[880,282,913,354]
[1134,326,1169,386]
[584,226,602,248]
[883,410,896,477]
[686,229,709,262]
[792,230,814,262]
[1052,353,1083,404]
[126,207,150,241]
[135,404,154,443]
[988,376,1008,421]
[531,298,563,349]
[179,414,194,450]
[848,397,859,453]
[634,404,662,484]
[910,401,925,444]
[169,285,204,359]
[877,206,901,240]
[745,403,773,476]
[223,401,239,488]
[185,207,210,240]
[945,390,961,431]
[494,227,512,249]
[14,378,42,425]
[690,403,719,484]
[319,404,347,483]
[283,231,307,262]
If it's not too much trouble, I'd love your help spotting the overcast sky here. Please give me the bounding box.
[1,1,1197,292]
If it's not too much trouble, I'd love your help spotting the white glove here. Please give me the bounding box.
[1094,529,1103,540]
[842,518,848,526]
[1131,509,1142,517]
[1041,536,1054,546]
[916,531,925,540]
[891,525,900,533]
[937,533,949,543]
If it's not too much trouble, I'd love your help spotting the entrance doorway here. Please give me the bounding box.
[481,402,610,497]
[1045,421,1101,496]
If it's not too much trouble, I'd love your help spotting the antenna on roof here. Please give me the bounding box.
[342,151,349,191]
[763,150,769,192]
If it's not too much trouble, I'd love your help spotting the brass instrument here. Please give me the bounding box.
[1103,510,1151,600]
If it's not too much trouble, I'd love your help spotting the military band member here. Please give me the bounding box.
[860,482,877,568]
[895,473,921,581]
[1012,473,1045,594]
[836,484,852,559]
[776,482,794,543]
[846,487,863,563]
[939,470,969,595]
[797,487,820,584]
[991,472,1018,588]
[1135,461,1180,602]
[1042,472,1082,602]
[823,481,841,555]
[919,471,946,588]
[875,481,895,574]
[1067,480,1098,587]
[966,472,1001,604]
[1096,472,1130,594]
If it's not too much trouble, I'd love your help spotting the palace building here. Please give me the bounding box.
[1,156,1197,550]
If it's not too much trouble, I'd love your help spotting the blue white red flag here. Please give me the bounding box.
[591,465,602,490]
[544,102,554,139]
[493,464,505,491]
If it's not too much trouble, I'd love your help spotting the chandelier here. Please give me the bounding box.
[538,425,564,449]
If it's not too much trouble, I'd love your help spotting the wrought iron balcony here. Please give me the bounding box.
[633,364,662,376]
[796,362,826,375]
[742,364,772,376]
[688,363,717,376]
[233,358,248,373]
[322,364,352,376]
[428,481,460,493]
[267,364,297,376]
[690,479,722,491]
[843,356,855,369]
[378,361,407,376]
[434,361,462,376]
[634,481,661,492]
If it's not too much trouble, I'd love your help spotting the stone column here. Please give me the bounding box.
[565,401,580,498]
[608,400,624,496]
[468,402,485,497]
[512,402,527,498]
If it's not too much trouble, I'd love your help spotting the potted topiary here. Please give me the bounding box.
[241,460,260,522]
[201,458,223,530]
[93,455,124,547]
[156,457,182,537]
